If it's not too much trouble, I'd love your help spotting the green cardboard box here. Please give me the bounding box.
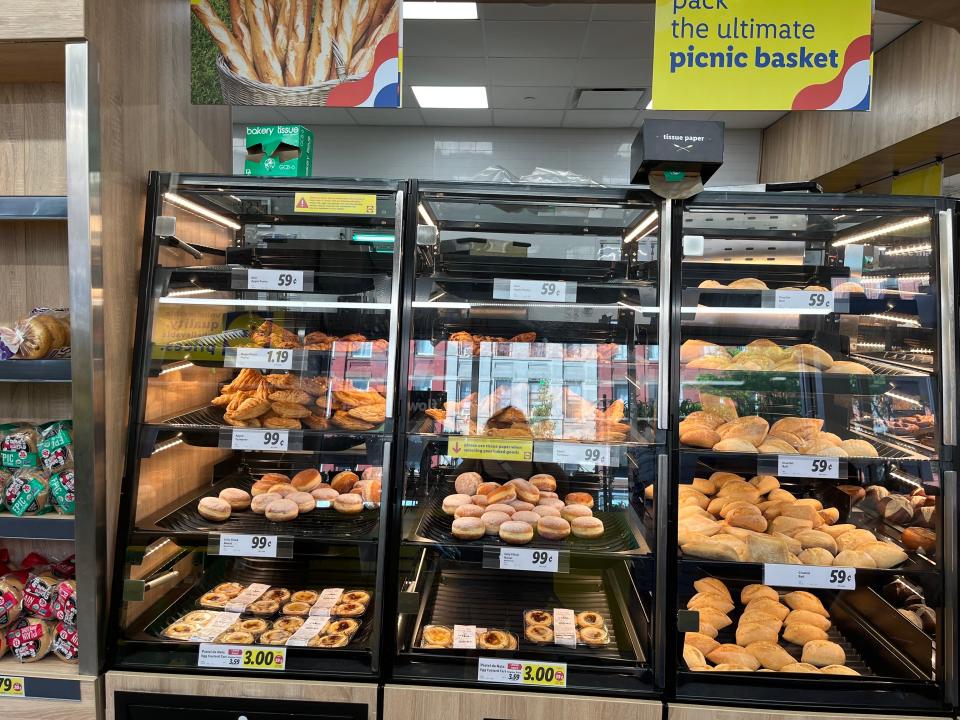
[244,125,314,177]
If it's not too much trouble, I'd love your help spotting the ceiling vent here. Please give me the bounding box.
[574,88,647,110]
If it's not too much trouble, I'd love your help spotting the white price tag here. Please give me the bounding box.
[453,625,478,649]
[553,608,577,648]
[499,548,559,573]
[774,290,834,312]
[493,278,575,303]
[224,583,271,613]
[308,588,344,616]
[764,563,856,590]
[477,658,567,687]
[286,616,330,646]
[227,347,294,370]
[778,454,840,479]
[552,442,611,466]
[247,269,303,292]
[231,429,288,452]
[219,534,278,558]
[189,612,241,642]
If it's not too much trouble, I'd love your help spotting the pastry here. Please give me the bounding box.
[478,629,511,650]
[486,503,516,516]
[331,471,359,494]
[902,527,936,553]
[560,504,592,522]
[262,588,291,604]
[745,598,789,621]
[270,484,297,498]
[512,510,540,525]
[530,474,557,492]
[323,618,361,637]
[745,641,796,671]
[536,516,570,540]
[290,590,319,605]
[287,491,316,514]
[481,511,511,535]
[259,629,291,645]
[198,497,231,522]
[454,503,485,519]
[358,479,381,503]
[499,520,534,544]
[251,479,284,496]
[163,621,199,640]
[216,630,255,645]
[780,662,821,673]
[454,472,482,496]
[182,611,215,626]
[442,494,472,515]
[487,486,518,504]
[735,622,779,646]
[282,601,312,617]
[333,494,363,514]
[331,601,365,617]
[564,492,594,508]
[740,585,778,604]
[199,592,230,609]
[782,623,828,645]
[785,610,831,631]
[694,578,731,600]
[265,498,298,521]
[571,516,604,538]
[247,599,281,616]
[476,482,501,497]
[451,516,484,540]
[273,616,304,633]
[579,626,609,647]
[311,633,349,648]
[218,487,251,511]
[234,618,269,636]
[212,583,244,598]
[291,469,324,493]
[707,644,760,671]
[822,664,860,675]
[251,492,282,514]
[685,631,720,656]
[801,640,845,667]
[833,549,876,568]
[687,592,735,614]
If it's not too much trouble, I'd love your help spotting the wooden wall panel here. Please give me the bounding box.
[0,673,98,720]
[0,83,66,195]
[0,1,84,41]
[668,704,944,720]
[0,221,69,319]
[761,22,960,186]
[135,444,230,523]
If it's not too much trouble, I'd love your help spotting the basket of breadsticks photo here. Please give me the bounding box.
[192,0,399,106]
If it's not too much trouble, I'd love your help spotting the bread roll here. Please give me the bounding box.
[821,523,857,539]
[818,508,840,526]
[833,281,865,294]
[699,280,725,289]
[681,340,729,364]
[685,631,720,656]
[741,584,778,604]
[770,417,824,443]
[718,500,758,519]
[821,664,860,675]
[801,639,845,667]
[693,577,731,600]
[697,607,733,631]
[727,509,768,533]
[710,534,748,560]
[768,488,798,503]
[745,597,789,621]
[785,609,831,631]
[758,438,798,454]
[745,641,796,671]
[836,529,877,551]
[728,278,768,290]
[798,547,835,566]
[713,438,759,453]
[682,541,740,562]
[760,501,792,522]
[770,516,815,537]
[679,506,714,521]
[739,611,782,630]
[687,356,733,370]
[814,444,849,458]
[707,644,761,670]
[783,591,829,617]
[678,530,710,547]
[691,478,717,496]
[736,621,779,646]
[686,412,726,430]
[795,529,838,554]
[839,439,879,457]
[780,662,822,673]
[789,345,834,370]
[709,471,744,487]
[683,644,708,669]
[687,592,735,614]
[679,515,721,537]
[680,426,721,448]
[833,549,877,568]
[716,416,769,447]
[859,541,908,569]
[749,475,779,495]
[746,534,791,564]
[698,620,719,638]
[717,525,765,543]
[771,531,803,554]
[679,486,710,509]
[782,504,824,528]
[825,361,873,375]
[782,623,828,645]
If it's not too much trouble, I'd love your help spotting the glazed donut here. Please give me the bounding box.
[273,616,304,633]
[361,467,382,482]
[312,487,339,502]
[486,503,516,516]
[571,516,605,538]
[509,479,540,504]
[199,592,230,609]
[342,590,370,605]
[576,611,604,628]
[331,470,360,494]
[251,480,279,496]
[533,505,561,518]
[323,618,360,636]
[422,625,453,647]
[251,492,282,514]
[512,510,541,526]
[525,624,554,643]
[235,618,268,636]
[478,629,510,650]
[265,498,299,521]
[565,492,594,508]
[579,626,609,647]
[480,510,511,535]
[529,474,557,492]
[183,610,215,625]
[291,590,319,605]
[333,493,363,514]
[282,601,312,617]
[218,488,251,511]
[536,516,571,541]
[216,630,254,645]
[476,482,502,497]
[197,497,231,522]
[524,610,553,626]
[310,632,349,648]
[270,483,298,498]
[213,583,245,598]
[499,520,534,545]
[162,621,198,640]
[359,479,381,503]
[261,588,291,604]
[469,494,490,508]
[561,504,593,522]
[454,471,482,496]
[292,468,323,493]
[287,491,316,514]
[487,485,517,504]
[538,498,565,510]
[247,599,280,616]
[454,503,485,519]
[508,500,535,512]
[259,473,290,487]
[452,516,485,540]
[442,493,472,515]
[539,491,558,499]
[331,601,365,617]
[259,629,291,645]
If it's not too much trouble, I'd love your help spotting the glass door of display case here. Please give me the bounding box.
[109,172,404,678]
[390,181,667,696]
[669,193,956,712]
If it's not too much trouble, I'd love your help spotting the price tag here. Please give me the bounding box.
[774,290,834,312]
[224,583,271,613]
[231,429,288,452]
[309,587,344,617]
[553,609,576,648]
[198,644,286,670]
[551,442,612,466]
[0,676,25,698]
[493,278,575,303]
[225,347,294,370]
[219,534,279,558]
[453,625,478,649]
[241,647,287,670]
[286,616,330,646]
[764,563,856,590]
[247,269,304,292]
[190,611,241,642]
[499,548,563,573]
[777,455,840,479]
[477,658,567,688]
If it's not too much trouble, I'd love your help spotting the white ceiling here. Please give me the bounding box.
[232,5,919,129]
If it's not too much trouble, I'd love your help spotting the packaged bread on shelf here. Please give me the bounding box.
[6,618,54,662]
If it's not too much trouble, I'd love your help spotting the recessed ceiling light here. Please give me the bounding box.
[412,86,488,109]
[404,2,478,20]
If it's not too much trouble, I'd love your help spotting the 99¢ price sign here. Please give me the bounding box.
[551,442,612,466]
[498,548,568,573]
[219,533,279,558]
[478,658,567,688]
[231,429,289,452]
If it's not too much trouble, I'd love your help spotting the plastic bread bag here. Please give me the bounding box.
[52,579,77,625]
[49,467,75,515]
[21,308,70,358]
[0,468,13,510]
[6,617,54,662]
[0,575,23,628]
[0,424,39,469]
[22,571,58,619]
[52,621,78,663]
[4,468,50,516]
[519,167,602,186]
[38,420,73,472]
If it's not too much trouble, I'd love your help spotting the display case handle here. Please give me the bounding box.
[943,470,957,705]
[370,439,392,674]
[385,191,405,418]
[657,200,673,430]
[653,453,670,688]
[939,210,956,446]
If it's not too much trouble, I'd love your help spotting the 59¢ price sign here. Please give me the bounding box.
[246,269,305,292]
[493,278,576,304]
[764,563,856,590]
[778,454,840,479]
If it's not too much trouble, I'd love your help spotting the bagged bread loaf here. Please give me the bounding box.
[6,618,54,662]
[5,469,50,516]
[38,421,73,472]
[0,578,22,628]
[49,467,75,515]
[0,425,39,469]
[52,580,77,625]
[22,573,58,619]
[52,621,78,663]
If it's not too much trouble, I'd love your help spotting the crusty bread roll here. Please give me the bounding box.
[821,523,857,539]
[713,438,759,453]
[839,439,879,457]
[818,508,840,525]
[710,471,745,487]
[858,541,908,569]
[680,426,721,449]
[716,416,769,447]
[815,444,849,458]
[707,644,761,670]
[833,281,865,294]
[789,344,834,370]
[833,549,877,568]
[749,475,779,494]
[798,547,835,566]
[710,534,748,560]
[716,478,757,497]
[768,489,798,504]
[693,577,731,600]
[699,280,725,289]
[687,592,735,614]
[727,510,768,533]
[821,664,860,675]
[682,541,740,562]
[745,641,796,671]
[771,531,803,554]
[739,611,782,630]
[679,506,714,521]
[700,393,739,422]
[685,631,720,656]
[683,644,708,669]
[697,607,732,630]
[719,500,760,519]
[686,412,726,430]
[825,361,873,375]
[818,431,844,447]
[836,528,877,551]
[728,278,768,290]
[718,525,765,543]
[741,584,778,604]
[770,417,824,443]
[773,362,822,374]
[681,340,729,364]
[699,620,719,638]
[795,529,837,553]
[780,662,822,673]
[770,516,815,537]
[691,477,717,496]
[746,534,791,564]
[783,591,829,617]
[679,514,722,536]
[794,498,824,510]
[801,639,846,667]
[759,438,798,454]
[785,609,831,631]
[782,504,824,528]
[768,430,804,450]
[782,623,829,645]
[679,530,710,547]
[735,621,779,646]
[687,355,733,370]
[712,664,754,671]
[745,597,790,621]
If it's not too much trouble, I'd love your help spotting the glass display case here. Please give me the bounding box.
[669,193,956,712]
[109,172,404,678]
[390,181,666,696]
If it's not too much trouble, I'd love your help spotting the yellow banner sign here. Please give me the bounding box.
[294,193,377,215]
[653,0,873,111]
[241,647,286,670]
[448,437,533,462]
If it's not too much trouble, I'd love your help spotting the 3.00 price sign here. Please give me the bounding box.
[477,658,567,687]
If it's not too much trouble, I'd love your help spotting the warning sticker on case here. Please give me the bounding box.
[293,193,377,215]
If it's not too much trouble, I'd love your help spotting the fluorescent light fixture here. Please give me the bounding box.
[404,1,477,19]
[624,210,659,243]
[865,312,921,327]
[352,232,395,243]
[832,215,930,247]
[884,389,923,407]
[159,361,195,376]
[164,192,241,230]
[411,85,488,109]
[159,297,391,310]
[167,287,218,297]
[885,242,932,257]
[152,434,184,456]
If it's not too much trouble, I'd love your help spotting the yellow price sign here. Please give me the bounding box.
[448,436,533,462]
[478,658,567,687]
[0,676,25,697]
[520,661,567,687]
[294,193,377,215]
[241,647,286,670]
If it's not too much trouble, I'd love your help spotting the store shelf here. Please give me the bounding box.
[679,367,929,397]
[0,654,88,680]
[0,513,74,540]
[0,196,67,220]
[0,359,71,382]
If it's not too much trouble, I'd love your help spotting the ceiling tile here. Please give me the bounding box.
[708,111,788,129]
[563,109,639,128]
[405,20,485,56]
[278,108,357,125]
[573,58,652,87]
[490,85,573,110]
[582,22,655,58]
[487,58,578,86]
[484,21,588,58]
[349,108,425,125]
[493,109,565,126]
[405,57,490,85]
[591,4,656,21]
[481,4,592,21]
[419,108,494,126]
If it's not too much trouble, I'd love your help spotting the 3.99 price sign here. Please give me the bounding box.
[478,658,567,687]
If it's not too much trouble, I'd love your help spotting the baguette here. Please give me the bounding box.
[305,0,339,84]
[349,46,375,76]
[284,0,311,85]
[246,0,285,84]
[353,0,380,52]
[192,0,259,80]
[336,0,364,68]
[275,0,293,61]
[229,0,255,64]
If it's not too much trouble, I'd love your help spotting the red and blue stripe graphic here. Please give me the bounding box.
[327,33,400,107]
[792,35,872,111]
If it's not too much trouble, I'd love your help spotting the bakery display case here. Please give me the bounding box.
[109,172,403,679]
[390,181,666,696]
[668,193,957,712]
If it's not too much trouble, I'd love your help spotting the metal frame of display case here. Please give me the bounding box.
[663,192,958,714]
[107,172,406,681]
